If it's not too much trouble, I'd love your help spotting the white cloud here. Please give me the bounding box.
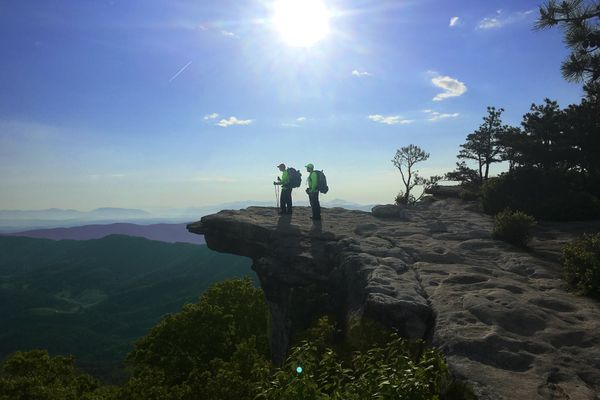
[221,30,238,38]
[368,115,414,125]
[352,69,372,77]
[449,16,460,27]
[477,9,535,30]
[423,110,460,121]
[478,17,501,29]
[296,117,306,122]
[203,113,219,120]
[216,116,253,127]
[431,75,467,101]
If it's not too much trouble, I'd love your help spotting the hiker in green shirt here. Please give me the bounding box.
[305,163,321,221]
[274,163,293,214]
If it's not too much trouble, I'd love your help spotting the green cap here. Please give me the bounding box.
[305,163,314,169]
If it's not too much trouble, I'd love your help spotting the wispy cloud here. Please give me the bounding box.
[477,9,535,30]
[423,110,460,121]
[169,61,192,82]
[431,75,467,101]
[449,16,460,27]
[281,116,307,128]
[216,116,253,127]
[368,115,414,125]
[352,69,372,77]
[203,113,219,120]
[221,30,238,38]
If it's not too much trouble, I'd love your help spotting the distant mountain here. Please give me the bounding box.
[0,207,151,220]
[0,235,253,382]
[7,223,204,245]
[0,200,376,233]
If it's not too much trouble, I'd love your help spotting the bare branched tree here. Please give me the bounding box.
[392,145,440,204]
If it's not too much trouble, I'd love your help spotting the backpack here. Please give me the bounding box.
[287,168,302,188]
[315,170,329,194]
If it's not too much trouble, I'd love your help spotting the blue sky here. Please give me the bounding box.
[0,0,585,210]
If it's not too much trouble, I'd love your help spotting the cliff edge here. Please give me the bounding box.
[188,199,600,400]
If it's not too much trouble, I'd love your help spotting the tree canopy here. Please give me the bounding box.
[536,0,600,84]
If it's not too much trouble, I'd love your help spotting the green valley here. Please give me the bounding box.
[0,235,254,382]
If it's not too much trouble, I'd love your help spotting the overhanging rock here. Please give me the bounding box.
[188,200,600,400]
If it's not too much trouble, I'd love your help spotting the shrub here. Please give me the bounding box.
[481,167,600,221]
[458,190,479,201]
[563,233,600,299]
[493,209,536,247]
[257,335,455,400]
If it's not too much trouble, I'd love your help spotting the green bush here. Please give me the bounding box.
[493,209,536,247]
[481,168,600,221]
[563,233,600,299]
[257,335,452,400]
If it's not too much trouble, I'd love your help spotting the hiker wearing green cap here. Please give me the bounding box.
[305,163,321,221]
[274,163,293,214]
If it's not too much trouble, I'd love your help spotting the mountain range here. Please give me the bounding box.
[6,223,204,245]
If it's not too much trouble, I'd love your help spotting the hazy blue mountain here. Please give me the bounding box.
[7,223,204,245]
[0,199,375,233]
[0,207,150,220]
[0,235,253,381]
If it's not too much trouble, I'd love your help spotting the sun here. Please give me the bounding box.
[272,0,330,47]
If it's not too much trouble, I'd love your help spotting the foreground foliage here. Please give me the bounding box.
[563,233,600,299]
[0,279,475,399]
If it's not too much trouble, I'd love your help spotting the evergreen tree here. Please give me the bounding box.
[536,0,600,84]
[457,107,506,184]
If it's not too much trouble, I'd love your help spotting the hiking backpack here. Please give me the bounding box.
[287,168,302,188]
[315,170,329,194]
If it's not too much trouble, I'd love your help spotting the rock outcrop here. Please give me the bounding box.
[187,199,600,400]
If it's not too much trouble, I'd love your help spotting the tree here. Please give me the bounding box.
[536,0,600,84]
[497,99,592,172]
[124,278,270,400]
[392,145,435,205]
[457,107,506,184]
[444,161,480,186]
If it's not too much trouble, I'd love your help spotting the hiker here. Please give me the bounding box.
[305,163,321,221]
[274,163,293,214]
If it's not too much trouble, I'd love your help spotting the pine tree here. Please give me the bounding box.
[536,0,600,84]
[457,107,506,184]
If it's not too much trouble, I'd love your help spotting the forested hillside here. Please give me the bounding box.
[0,235,253,382]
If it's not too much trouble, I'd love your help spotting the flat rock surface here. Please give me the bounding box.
[188,199,600,400]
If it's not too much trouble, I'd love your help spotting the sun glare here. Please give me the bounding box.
[272,0,330,47]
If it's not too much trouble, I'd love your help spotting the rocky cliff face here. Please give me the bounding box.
[187,199,600,400]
